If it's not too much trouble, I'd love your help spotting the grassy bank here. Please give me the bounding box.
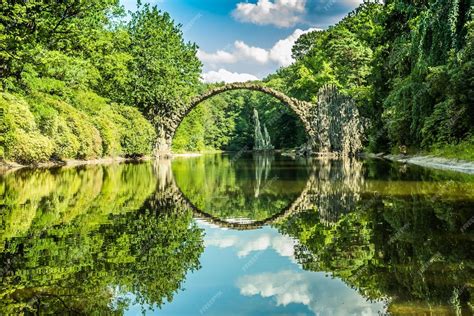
[426,138,474,162]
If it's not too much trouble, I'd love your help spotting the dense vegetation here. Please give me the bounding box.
[175,0,473,159]
[1,0,472,159]
[288,0,473,157]
[0,1,201,164]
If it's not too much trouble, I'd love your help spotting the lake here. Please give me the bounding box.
[1,153,473,315]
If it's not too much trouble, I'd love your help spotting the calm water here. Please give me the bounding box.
[1,153,473,315]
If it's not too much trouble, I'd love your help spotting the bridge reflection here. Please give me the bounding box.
[153,156,364,230]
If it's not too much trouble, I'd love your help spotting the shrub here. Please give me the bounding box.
[0,90,156,163]
[31,93,103,159]
[0,93,54,164]
[92,111,122,157]
[51,116,81,159]
[4,130,54,164]
[113,105,156,156]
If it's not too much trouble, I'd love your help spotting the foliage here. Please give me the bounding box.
[125,4,202,121]
[0,93,54,163]
[0,92,155,163]
[369,0,473,151]
[0,163,204,314]
[0,0,202,162]
[428,135,474,161]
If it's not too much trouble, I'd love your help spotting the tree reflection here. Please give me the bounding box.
[172,154,310,222]
[0,164,204,314]
[277,162,474,314]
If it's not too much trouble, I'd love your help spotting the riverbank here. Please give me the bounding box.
[382,154,474,174]
[0,156,152,173]
[3,152,474,175]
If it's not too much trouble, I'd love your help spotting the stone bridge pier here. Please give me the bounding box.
[154,82,318,157]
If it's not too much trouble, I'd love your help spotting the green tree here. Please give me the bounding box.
[126,4,202,121]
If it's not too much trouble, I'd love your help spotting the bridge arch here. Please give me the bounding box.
[152,159,342,230]
[155,82,316,155]
[171,169,319,230]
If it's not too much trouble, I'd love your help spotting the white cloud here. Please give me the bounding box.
[205,231,297,258]
[269,27,320,66]
[237,270,387,315]
[198,27,319,73]
[238,271,311,306]
[237,235,272,257]
[233,0,307,28]
[234,41,270,64]
[201,69,259,83]
[205,235,239,248]
[197,50,237,64]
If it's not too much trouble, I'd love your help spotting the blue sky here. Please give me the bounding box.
[120,1,363,82]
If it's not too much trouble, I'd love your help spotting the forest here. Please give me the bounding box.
[0,0,473,163]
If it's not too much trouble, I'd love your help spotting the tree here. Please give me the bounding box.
[126,4,202,122]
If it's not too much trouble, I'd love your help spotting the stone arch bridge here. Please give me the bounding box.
[155,82,317,156]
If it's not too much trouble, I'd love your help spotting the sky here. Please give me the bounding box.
[120,1,364,83]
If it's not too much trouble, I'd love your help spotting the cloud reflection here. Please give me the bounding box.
[237,270,385,316]
[204,230,297,259]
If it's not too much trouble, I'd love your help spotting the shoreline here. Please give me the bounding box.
[381,154,474,175]
[2,152,474,175]
[0,156,152,173]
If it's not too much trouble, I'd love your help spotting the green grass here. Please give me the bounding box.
[427,137,474,162]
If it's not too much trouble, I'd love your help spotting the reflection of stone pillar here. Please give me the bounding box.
[254,153,273,197]
[153,158,174,192]
[309,157,364,225]
[154,124,173,158]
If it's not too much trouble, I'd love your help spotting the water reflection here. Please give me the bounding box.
[254,153,273,198]
[237,270,383,315]
[0,155,473,315]
[171,154,311,224]
[277,160,474,315]
[0,164,204,314]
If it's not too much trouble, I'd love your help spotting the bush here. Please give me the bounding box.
[0,93,54,164]
[72,91,123,156]
[0,90,156,164]
[429,136,474,162]
[5,130,54,164]
[30,93,103,160]
[92,110,122,157]
[113,105,156,157]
